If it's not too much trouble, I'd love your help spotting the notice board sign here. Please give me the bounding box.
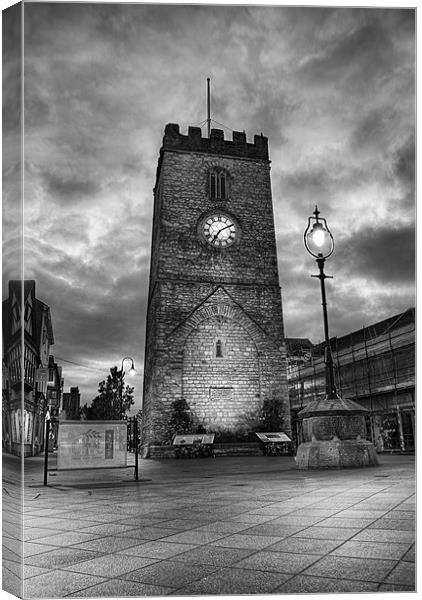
[57,421,127,470]
[255,432,292,443]
[173,433,215,446]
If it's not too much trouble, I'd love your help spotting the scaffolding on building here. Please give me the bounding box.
[287,308,415,452]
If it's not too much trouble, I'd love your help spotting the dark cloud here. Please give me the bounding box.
[2,5,22,133]
[350,107,397,153]
[43,172,100,200]
[298,18,394,87]
[337,225,415,284]
[393,135,415,189]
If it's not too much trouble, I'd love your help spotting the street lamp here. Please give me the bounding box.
[119,356,136,418]
[295,206,378,469]
[304,206,338,400]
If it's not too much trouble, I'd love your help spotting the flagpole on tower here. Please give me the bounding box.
[207,77,211,138]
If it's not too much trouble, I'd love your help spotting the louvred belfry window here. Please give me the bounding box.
[209,169,228,200]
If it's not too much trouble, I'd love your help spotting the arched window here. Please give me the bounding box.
[216,339,223,358]
[209,169,228,200]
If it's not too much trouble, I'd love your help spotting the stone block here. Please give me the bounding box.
[296,439,378,470]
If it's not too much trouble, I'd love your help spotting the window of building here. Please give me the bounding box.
[24,303,33,334]
[216,339,223,358]
[209,169,229,200]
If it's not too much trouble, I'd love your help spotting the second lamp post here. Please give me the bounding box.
[119,356,136,418]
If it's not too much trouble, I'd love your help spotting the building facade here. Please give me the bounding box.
[287,308,415,452]
[142,124,290,454]
[2,281,55,456]
[61,386,81,421]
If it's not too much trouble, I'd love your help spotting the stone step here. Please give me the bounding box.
[211,443,263,457]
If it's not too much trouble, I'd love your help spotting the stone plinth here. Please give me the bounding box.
[295,395,378,470]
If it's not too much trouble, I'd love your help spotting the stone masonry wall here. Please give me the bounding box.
[182,315,261,431]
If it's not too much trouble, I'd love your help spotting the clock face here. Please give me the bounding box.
[202,214,237,248]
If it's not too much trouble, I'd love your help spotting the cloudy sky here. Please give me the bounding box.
[2,2,415,408]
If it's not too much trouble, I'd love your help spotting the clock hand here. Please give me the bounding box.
[213,224,232,240]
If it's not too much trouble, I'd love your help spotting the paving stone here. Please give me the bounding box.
[23,565,50,579]
[210,533,283,549]
[2,567,22,598]
[268,536,342,555]
[159,529,229,544]
[241,522,305,537]
[31,531,102,547]
[303,555,397,583]
[23,541,59,557]
[154,518,209,530]
[385,510,416,520]
[331,540,412,560]
[286,508,343,517]
[292,526,360,541]
[228,513,281,524]
[402,544,415,562]
[25,547,100,569]
[192,520,252,534]
[121,559,218,587]
[378,583,415,591]
[314,516,376,528]
[116,540,198,559]
[61,553,158,578]
[368,518,415,531]
[234,550,320,574]
[171,544,255,566]
[174,566,291,595]
[69,578,172,597]
[3,558,22,577]
[77,523,137,535]
[121,526,179,540]
[270,515,326,526]
[352,528,415,544]
[24,527,59,542]
[71,535,147,553]
[384,560,416,587]
[23,570,106,599]
[275,575,379,593]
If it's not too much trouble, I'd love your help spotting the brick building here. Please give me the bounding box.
[2,281,55,456]
[141,124,290,455]
[287,308,415,452]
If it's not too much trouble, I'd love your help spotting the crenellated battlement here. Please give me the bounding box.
[162,123,269,160]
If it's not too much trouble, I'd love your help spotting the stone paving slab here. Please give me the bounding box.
[2,452,417,597]
[276,574,379,593]
[173,566,291,595]
[302,555,402,583]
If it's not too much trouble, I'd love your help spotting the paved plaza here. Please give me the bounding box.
[2,452,416,598]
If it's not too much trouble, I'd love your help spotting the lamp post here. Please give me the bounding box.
[119,356,136,419]
[295,206,378,469]
[303,205,338,400]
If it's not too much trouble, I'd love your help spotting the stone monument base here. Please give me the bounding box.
[296,437,378,470]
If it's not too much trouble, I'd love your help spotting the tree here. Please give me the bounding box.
[260,396,285,431]
[88,366,134,420]
[166,398,193,441]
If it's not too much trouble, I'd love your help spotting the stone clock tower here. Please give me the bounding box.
[141,123,291,456]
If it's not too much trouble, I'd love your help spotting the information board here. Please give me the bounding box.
[57,421,127,470]
[173,433,215,446]
[255,432,292,443]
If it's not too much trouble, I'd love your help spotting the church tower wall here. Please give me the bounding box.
[142,124,290,453]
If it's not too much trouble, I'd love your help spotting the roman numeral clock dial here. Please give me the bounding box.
[202,214,237,248]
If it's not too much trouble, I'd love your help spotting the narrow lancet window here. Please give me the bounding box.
[216,339,223,358]
[209,169,228,200]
